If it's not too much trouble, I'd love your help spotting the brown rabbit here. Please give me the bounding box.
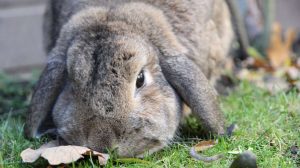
[25,0,233,157]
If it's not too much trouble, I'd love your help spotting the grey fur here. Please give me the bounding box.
[25,0,233,157]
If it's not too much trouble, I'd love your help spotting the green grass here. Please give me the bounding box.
[0,73,299,168]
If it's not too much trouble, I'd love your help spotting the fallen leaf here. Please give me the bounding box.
[92,151,110,166]
[267,22,296,68]
[189,140,224,162]
[41,146,90,165]
[20,140,109,166]
[247,57,273,71]
[21,148,43,163]
[194,140,217,152]
[20,140,59,163]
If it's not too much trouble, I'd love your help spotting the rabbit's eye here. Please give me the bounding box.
[136,71,145,89]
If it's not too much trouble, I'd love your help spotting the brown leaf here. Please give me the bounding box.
[20,141,109,166]
[84,150,110,166]
[41,146,90,165]
[194,140,217,152]
[244,57,273,72]
[190,140,223,162]
[267,22,296,68]
[20,140,59,163]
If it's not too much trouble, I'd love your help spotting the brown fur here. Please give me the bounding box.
[25,0,233,157]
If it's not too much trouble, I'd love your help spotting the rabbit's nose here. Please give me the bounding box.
[86,118,126,152]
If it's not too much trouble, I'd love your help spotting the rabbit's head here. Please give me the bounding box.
[54,31,182,157]
[25,4,225,157]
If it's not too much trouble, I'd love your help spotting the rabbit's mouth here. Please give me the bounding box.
[55,121,171,157]
[113,134,171,157]
[115,141,167,158]
[107,117,176,157]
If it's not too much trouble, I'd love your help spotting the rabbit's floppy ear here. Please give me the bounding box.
[156,36,225,134]
[160,56,225,135]
[24,7,109,138]
[153,23,225,135]
[24,49,66,138]
[24,29,74,138]
[24,44,69,138]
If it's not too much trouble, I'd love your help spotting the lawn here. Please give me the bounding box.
[0,73,299,168]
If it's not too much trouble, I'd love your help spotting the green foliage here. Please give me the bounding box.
[0,73,36,116]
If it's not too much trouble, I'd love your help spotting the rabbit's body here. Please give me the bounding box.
[25,0,233,157]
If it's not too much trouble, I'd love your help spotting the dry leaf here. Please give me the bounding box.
[41,146,90,165]
[190,140,223,162]
[20,140,109,166]
[20,140,59,163]
[194,140,217,152]
[244,57,273,72]
[92,151,110,166]
[267,22,296,68]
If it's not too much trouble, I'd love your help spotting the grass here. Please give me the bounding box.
[0,73,299,168]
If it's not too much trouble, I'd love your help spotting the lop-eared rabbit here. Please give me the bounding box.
[25,0,233,157]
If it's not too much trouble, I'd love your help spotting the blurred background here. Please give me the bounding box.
[0,0,300,86]
[0,0,46,76]
[0,0,299,75]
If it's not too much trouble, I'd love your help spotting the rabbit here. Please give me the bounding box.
[24,0,233,157]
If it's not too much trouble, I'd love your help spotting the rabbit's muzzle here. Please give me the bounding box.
[52,84,179,157]
[54,108,171,157]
